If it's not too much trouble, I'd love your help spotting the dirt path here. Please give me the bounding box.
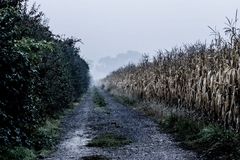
[45,89,199,160]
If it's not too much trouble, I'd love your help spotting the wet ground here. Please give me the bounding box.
[45,89,199,160]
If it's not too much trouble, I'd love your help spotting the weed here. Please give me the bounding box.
[119,96,136,106]
[160,115,240,159]
[87,133,131,148]
[81,155,110,160]
[33,119,60,151]
[93,89,107,107]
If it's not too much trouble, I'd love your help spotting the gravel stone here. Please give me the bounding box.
[45,89,200,160]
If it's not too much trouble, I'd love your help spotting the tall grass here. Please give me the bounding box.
[102,13,240,131]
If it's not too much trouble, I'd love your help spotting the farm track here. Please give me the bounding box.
[45,88,199,160]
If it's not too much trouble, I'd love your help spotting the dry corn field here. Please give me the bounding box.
[102,19,240,132]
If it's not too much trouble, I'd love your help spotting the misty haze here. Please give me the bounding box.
[94,51,142,80]
[1,0,240,160]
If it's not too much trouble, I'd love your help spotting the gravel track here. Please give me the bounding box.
[45,89,199,160]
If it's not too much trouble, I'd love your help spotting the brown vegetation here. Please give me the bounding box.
[102,13,240,131]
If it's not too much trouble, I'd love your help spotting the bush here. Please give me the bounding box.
[33,119,60,151]
[1,147,36,160]
[0,1,90,157]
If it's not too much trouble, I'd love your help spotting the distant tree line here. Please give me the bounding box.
[0,0,90,152]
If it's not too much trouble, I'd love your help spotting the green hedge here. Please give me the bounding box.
[0,1,90,152]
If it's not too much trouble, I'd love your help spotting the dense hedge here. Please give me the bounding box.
[0,0,90,151]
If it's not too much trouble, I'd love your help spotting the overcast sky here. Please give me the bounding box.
[29,0,240,79]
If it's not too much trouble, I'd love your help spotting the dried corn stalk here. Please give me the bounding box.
[102,24,240,132]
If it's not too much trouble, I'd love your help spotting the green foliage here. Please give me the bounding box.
[33,119,60,151]
[161,116,200,141]
[14,38,54,63]
[0,147,36,160]
[87,133,131,148]
[160,115,240,159]
[93,89,107,107]
[0,1,90,158]
[118,96,136,106]
[0,0,24,9]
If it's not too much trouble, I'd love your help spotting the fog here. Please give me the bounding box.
[29,0,240,80]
